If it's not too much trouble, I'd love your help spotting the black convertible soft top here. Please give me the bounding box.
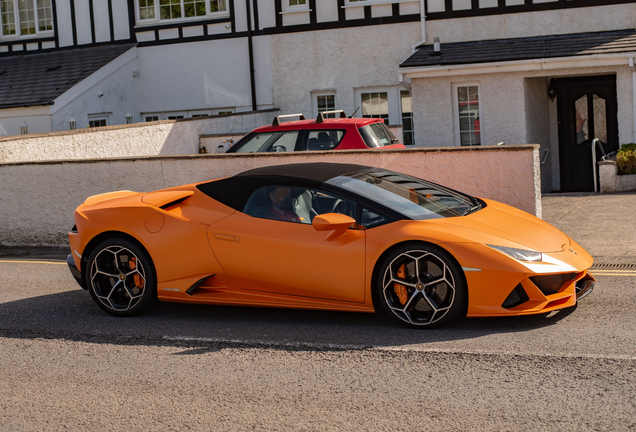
[197,162,371,211]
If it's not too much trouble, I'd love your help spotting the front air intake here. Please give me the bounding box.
[502,284,529,309]
[530,273,576,296]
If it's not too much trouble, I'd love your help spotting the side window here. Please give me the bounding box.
[306,130,345,151]
[243,186,356,225]
[233,131,300,153]
[360,207,392,229]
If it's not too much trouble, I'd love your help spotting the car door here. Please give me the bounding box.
[207,187,366,303]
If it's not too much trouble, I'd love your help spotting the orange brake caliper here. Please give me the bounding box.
[394,264,408,306]
[128,257,144,290]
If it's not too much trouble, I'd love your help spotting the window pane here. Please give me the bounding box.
[593,94,607,144]
[306,130,345,150]
[210,0,226,12]
[184,0,205,17]
[18,0,36,35]
[457,86,468,102]
[244,186,356,224]
[400,90,414,146]
[361,92,389,124]
[457,86,480,146]
[160,0,181,19]
[36,0,52,31]
[317,94,336,118]
[1,0,16,35]
[574,94,588,145]
[139,0,155,19]
[89,119,108,128]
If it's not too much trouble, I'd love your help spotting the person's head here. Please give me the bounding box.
[268,186,291,210]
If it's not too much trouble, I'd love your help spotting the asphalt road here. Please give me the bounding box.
[0,258,634,431]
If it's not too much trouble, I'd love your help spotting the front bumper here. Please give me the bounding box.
[67,254,86,289]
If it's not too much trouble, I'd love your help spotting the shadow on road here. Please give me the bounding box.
[0,287,579,354]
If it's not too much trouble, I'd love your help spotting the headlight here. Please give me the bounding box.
[488,245,542,262]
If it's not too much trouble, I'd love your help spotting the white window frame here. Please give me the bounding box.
[452,82,482,147]
[354,86,401,125]
[87,114,110,128]
[144,113,161,122]
[282,0,310,12]
[165,111,187,120]
[0,0,54,39]
[312,91,337,119]
[214,108,235,115]
[344,0,412,6]
[188,109,212,117]
[135,0,229,25]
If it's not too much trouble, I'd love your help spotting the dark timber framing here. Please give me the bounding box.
[426,0,636,20]
[1,0,634,55]
[89,0,96,43]
[108,0,115,42]
[70,0,77,46]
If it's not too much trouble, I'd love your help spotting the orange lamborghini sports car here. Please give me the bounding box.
[67,163,595,328]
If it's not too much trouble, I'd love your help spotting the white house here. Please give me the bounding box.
[1,0,635,192]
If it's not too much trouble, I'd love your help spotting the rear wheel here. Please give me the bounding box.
[377,243,467,328]
[84,237,158,316]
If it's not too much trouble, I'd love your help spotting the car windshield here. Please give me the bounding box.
[326,169,479,219]
[358,122,396,148]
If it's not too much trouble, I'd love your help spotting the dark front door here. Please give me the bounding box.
[556,75,619,192]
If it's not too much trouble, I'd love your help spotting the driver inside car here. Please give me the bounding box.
[267,186,302,223]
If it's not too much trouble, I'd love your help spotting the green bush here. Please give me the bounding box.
[617,143,636,175]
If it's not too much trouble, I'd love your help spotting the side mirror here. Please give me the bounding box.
[312,213,356,240]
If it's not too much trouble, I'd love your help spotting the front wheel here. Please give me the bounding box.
[84,237,158,316]
[377,243,467,329]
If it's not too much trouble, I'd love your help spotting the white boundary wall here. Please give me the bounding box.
[0,110,278,163]
[0,145,540,246]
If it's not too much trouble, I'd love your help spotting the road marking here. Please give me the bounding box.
[591,270,636,277]
[0,260,66,265]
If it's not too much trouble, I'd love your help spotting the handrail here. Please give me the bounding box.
[592,138,606,193]
[540,148,550,165]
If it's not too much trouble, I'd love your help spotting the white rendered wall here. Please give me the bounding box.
[0,107,52,137]
[93,0,112,43]
[112,0,131,41]
[524,77,552,192]
[270,22,421,119]
[410,65,635,190]
[424,3,636,43]
[411,66,634,147]
[50,55,141,130]
[137,38,274,113]
[55,0,74,47]
[0,145,540,246]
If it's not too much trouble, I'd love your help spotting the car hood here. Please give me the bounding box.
[430,198,570,253]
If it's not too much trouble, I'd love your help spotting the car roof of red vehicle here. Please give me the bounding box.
[250,112,386,133]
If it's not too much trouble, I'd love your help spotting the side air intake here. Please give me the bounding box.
[502,284,529,309]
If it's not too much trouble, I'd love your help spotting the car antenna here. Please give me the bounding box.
[349,107,360,118]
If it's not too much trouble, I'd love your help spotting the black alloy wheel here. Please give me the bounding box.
[377,243,467,328]
[85,237,158,316]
